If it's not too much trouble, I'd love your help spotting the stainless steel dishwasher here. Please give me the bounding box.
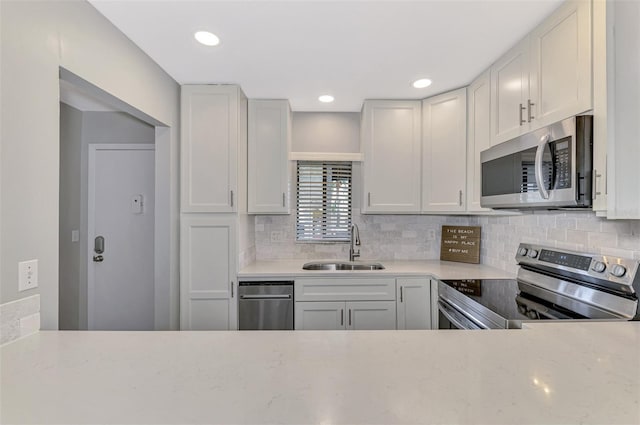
[238,281,294,330]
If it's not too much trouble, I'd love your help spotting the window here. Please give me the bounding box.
[296,161,352,242]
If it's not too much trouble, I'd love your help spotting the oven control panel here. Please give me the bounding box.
[515,243,639,294]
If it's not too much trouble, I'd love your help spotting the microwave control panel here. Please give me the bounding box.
[552,137,572,189]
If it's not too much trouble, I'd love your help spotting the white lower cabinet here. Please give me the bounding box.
[295,301,344,330]
[180,216,237,330]
[295,301,396,330]
[348,301,396,330]
[396,278,431,330]
[294,277,397,330]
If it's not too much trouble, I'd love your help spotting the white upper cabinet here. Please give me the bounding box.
[490,38,531,145]
[467,70,493,213]
[490,0,592,146]
[361,100,422,213]
[248,100,291,214]
[181,85,246,213]
[422,88,467,212]
[529,0,592,127]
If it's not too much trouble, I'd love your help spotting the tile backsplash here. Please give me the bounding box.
[1,294,40,345]
[255,212,640,274]
[469,212,640,274]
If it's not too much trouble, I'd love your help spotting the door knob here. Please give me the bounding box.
[93,255,104,263]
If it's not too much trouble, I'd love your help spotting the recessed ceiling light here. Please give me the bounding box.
[194,31,220,46]
[412,78,432,89]
[318,95,334,103]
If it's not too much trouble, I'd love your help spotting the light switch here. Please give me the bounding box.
[71,230,80,242]
[18,259,38,292]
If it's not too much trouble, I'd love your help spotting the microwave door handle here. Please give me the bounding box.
[535,134,551,200]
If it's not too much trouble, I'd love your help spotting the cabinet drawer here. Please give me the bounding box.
[296,278,396,302]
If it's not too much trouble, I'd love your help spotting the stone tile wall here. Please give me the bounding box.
[1,295,40,345]
[255,212,640,274]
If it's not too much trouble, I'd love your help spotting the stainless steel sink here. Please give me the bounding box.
[302,261,385,271]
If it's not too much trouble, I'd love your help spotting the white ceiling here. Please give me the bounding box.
[89,0,563,112]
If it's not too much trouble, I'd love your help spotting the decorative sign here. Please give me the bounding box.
[440,225,481,264]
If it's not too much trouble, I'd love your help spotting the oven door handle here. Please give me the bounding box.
[535,133,551,200]
[437,299,485,330]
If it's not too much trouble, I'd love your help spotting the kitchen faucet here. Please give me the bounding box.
[349,224,360,262]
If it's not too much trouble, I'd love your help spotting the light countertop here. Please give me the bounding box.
[2,322,639,424]
[238,259,515,280]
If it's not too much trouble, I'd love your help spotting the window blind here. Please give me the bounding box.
[296,161,352,242]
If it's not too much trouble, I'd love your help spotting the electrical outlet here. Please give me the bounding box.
[270,231,283,243]
[18,259,38,292]
[427,229,436,241]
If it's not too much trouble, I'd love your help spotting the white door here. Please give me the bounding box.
[529,0,592,128]
[346,301,397,330]
[88,144,155,330]
[295,301,345,330]
[180,85,239,213]
[422,88,467,212]
[180,216,237,330]
[467,70,493,213]
[396,279,431,330]
[248,99,291,214]
[361,100,422,213]
[491,39,530,145]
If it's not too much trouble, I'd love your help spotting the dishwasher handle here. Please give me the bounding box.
[239,294,292,300]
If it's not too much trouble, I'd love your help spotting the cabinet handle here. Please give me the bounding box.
[519,103,526,125]
[400,286,404,303]
[368,192,371,207]
[348,309,352,326]
[230,190,234,207]
[282,192,285,207]
[341,309,344,326]
[459,190,463,206]
[527,99,535,122]
[230,281,234,298]
[593,169,602,198]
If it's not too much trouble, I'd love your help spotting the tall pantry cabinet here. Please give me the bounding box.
[180,85,250,330]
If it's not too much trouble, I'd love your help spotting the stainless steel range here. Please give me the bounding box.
[437,243,640,329]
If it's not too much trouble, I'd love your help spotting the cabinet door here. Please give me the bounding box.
[346,301,397,330]
[181,85,238,213]
[396,278,431,330]
[466,71,493,213]
[491,39,530,145]
[362,100,422,213]
[422,88,467,212]
[591,0,608,214]
[529,0,592,128]
[295,302,346,330]
[248,100,291,214]
[180,216,237,330]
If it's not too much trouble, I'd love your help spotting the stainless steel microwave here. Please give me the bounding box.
[480,116,593,209]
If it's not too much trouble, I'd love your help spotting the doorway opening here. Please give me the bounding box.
[58,69,170,330]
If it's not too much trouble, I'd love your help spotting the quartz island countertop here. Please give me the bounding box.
[2,322,639,424]
[238,259,515,280]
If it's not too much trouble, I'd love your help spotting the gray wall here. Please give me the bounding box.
[59,104,83,330]
[59,105,155,330]
[292,112,360,153]
[1,0,180,329]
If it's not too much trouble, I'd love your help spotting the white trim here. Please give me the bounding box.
[289,152,363,162]
[87,144,155,330]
